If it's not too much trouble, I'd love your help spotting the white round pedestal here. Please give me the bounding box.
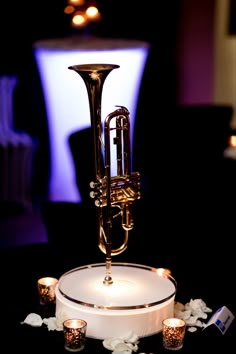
[55,263,177,339]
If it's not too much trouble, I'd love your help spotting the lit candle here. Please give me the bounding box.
[37,277,58,305]
[162,318,186,351]
[55,263,177,339]
[156,268,172,277]
[63,319,87,352]
[224,134,236,159]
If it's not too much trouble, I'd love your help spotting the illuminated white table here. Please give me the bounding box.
[33,36,149,202]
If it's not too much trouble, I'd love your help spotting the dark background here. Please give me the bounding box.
[0,0,235,324]
[229,0,236,34]
[0,0,181,200]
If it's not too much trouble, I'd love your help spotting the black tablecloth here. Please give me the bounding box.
[0,242,235,353]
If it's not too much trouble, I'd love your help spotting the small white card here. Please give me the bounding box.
[203,306,235,335]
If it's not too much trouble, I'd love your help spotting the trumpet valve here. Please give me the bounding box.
[90,172,141,208]
[89,179,103,206]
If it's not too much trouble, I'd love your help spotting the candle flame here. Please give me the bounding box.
[156,268,171,277]
[229,135,236,147]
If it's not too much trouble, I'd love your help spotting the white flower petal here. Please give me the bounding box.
[174,301,185,311]
[120,331,139,343]
[202,306,212,313]
[188,326,197,332]
[43,317,62,331]
[103,338,124,350]
[185,315,199,325]
[113,342,132,352]
[127,343,139,352]
[23,313,43,327]
[112,350,132,354]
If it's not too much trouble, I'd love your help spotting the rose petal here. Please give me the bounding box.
[113,342,132,352]
[23,313,43,327]
[103,338,124,350]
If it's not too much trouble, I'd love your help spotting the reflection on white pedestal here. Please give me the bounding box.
[34,36,149,202]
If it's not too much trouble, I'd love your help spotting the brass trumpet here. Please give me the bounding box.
[68,64,141,284]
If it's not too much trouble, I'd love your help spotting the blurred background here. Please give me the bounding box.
[0,0,236,320]
[0,0,236,255]
[0,0,179,204]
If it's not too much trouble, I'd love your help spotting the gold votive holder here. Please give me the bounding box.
[63,319,87,352]
[37,277,58,305]
[162,318,186,351]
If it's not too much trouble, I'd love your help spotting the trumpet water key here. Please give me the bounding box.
[68,64,141,284]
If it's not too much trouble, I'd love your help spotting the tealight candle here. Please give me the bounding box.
[63,319,87,352]
[156,268,172,277]
[37,277,58,305]
[223,134,236,159]
[162,318,186,351]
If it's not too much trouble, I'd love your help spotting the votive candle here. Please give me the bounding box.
[162,318,186,351]
[37,277,58,305]
[63,319,87,352]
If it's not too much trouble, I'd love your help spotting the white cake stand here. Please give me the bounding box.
[55,262,177,339]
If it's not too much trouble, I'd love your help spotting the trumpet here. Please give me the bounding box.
[68,64,141,284]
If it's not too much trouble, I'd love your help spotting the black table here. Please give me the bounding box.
[0,242,235,353]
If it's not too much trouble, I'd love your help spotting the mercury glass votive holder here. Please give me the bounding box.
[162,318,186,351]
[63,319,87,352]
[37,277,58,305]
